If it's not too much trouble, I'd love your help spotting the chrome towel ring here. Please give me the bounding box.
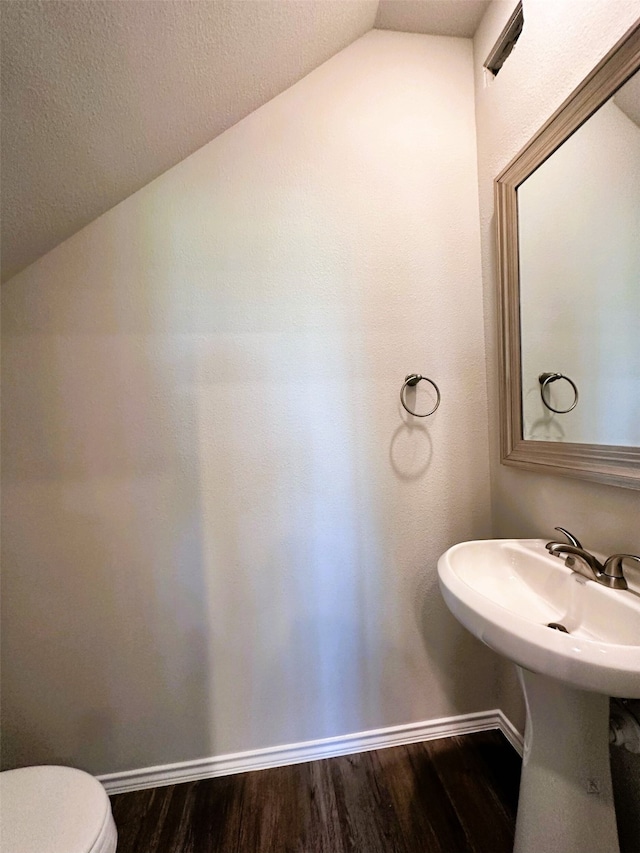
[539,372,579,414]
[400,374,441,417]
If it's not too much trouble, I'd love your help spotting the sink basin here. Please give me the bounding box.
[438,538,640,853]
[438,538,640,697]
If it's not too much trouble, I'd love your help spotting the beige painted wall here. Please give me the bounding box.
[474,1,640,847]
[1,30,498,776]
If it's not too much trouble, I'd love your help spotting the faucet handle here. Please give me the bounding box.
[546,527,583,551]
[602,554,639,589]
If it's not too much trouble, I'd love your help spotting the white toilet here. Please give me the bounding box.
[0,765,117,853]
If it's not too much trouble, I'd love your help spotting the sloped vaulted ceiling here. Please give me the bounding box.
[1,0,489,281]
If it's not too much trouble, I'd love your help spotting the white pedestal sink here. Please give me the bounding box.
[437,539,640,853]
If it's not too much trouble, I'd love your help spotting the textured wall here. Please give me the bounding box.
[473,1,640,847]
[0,0,379,281]
[375,0,490,36]
[1,0,493,284]
[1,30,497,776]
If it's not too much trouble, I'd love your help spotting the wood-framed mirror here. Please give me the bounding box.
[495,20,640,490]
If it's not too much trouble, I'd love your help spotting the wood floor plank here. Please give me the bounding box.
[237,762,310,852]
[110,729,521,853]
[424,735,517,853]
[371,740,472,851]
[305,757,347,853]
[328,749,408,853]
[465,729,521,817]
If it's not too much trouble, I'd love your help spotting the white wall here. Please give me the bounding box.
[1,30,497,776]
[474,1,640,847]
[519,97,640,445]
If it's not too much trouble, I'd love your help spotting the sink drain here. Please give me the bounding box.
[547,622,569,633]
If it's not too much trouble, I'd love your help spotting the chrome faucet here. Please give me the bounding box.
[545,527,640,591]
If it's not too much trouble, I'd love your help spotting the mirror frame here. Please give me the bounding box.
[495,20,640,491]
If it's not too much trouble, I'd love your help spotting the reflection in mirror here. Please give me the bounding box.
[495,21,640,489]
[518,69,640,446]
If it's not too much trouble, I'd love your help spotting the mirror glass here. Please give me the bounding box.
[518,69,640,446]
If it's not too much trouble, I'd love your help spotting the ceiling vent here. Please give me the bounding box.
[484,1,523,76]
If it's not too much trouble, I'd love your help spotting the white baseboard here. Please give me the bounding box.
[99,709,523,795]
[496,709,525,756]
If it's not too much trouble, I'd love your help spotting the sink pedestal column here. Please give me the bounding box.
[514,668,619,853]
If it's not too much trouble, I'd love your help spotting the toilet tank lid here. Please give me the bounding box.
[0,765,112,853]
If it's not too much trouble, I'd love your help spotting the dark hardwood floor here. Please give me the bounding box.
[110,730,521,853]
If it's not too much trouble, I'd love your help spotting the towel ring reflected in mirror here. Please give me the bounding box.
[539,373,579,414]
